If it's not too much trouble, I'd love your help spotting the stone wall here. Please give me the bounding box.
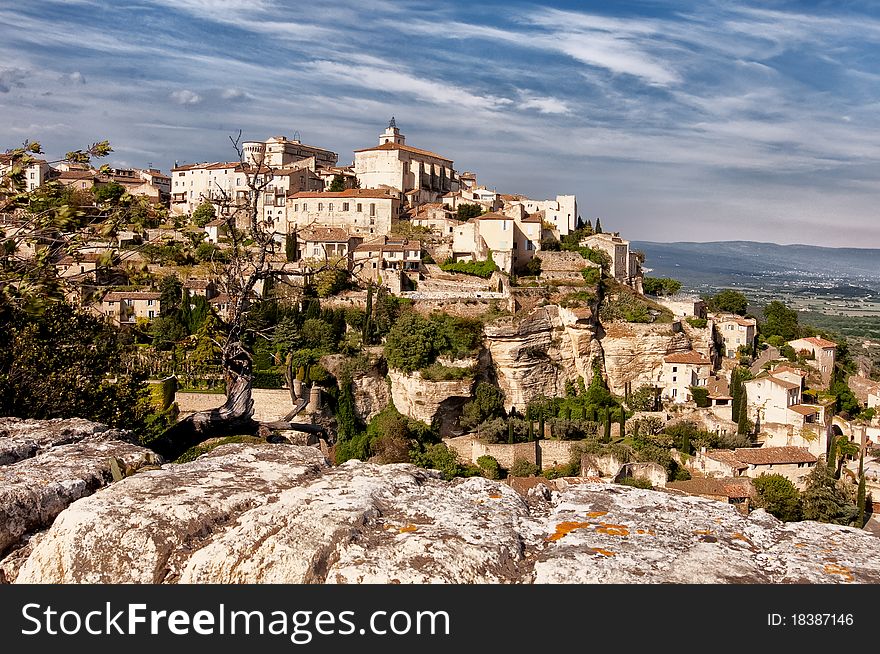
[176,389,295,423]
[444,436,581,471]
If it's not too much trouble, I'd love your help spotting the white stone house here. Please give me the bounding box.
[580,232,641,289]
[504,194,577,235]
[660,351,711,403]
[99,291,161,325]
[295,227,363,272]
[353,236,422,287]
[787,336,837,388]
[734,446,818,489]
[714,314,757,358]
[286,189,400,238]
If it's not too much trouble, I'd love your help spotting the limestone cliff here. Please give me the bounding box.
[3,437,878,584]
[484,305,598,411]
[321,354,390,423]
[388,368,474,430]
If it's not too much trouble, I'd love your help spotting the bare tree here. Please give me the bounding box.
[149,133,354,459]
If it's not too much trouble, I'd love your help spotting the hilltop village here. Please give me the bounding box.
[1,120,878,532]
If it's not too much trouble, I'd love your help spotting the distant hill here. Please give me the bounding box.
[631,240,880,293]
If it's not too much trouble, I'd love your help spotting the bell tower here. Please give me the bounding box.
[379,116,405,145]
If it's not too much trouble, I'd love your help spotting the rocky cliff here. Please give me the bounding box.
[3,429,877,584]
[387,368,474,429]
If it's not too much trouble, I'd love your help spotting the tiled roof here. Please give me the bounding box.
[771,364,808,377]
[716,314,756,326]
[353,141,452,162]
[663,351,711,365]
[799,336,837,349]
[298,227,352,242]
[703,450,749,471]
[57,253,103,265]
[475,212,511,221]
[209,293,230,304]
[787,404,820,416]
[734,446,817,465]
[57,170,97,180]
[763,375,801,390]
[204,218,226,227]
[667,477,754,499]
[102,291,161,301]
[288,189,394,199]
[183,279,213,289]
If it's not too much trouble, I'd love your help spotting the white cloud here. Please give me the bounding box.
[61,71,86,84]
[517,94,571,115]
[169,89,202,105]
[221,88,246,100]
[0,67,27,93]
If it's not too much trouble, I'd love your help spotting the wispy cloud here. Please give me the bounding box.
[169,89,203,105]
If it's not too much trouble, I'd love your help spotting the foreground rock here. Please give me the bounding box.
[0,418,159,564]
[8,441,879,584]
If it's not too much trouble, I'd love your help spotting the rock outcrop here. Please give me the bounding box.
[387,369,474,429]
[0,418,159,565]
[484,306,597,411]
[6,438,879,584]
[321,354,390,423]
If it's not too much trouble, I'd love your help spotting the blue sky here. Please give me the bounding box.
[2,0,879,247]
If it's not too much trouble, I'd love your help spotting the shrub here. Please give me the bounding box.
[419,363,475,381]
[690,386,710,408]
[191,201,216,227]
[752,474,802,522]
[253,371,285,388]
[523,256,542,276]
[509,458,539,477]
[540,237,561,251]
[477,455,502,480]
[456,203,483,220]
[618,476,653,489]
[477,417,530,444]
[686,317,707,329]
[581,266,601,285]
[440,255,497,278]
[642,277,682,297]
[460,383,506,430]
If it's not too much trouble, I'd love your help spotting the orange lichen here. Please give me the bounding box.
[795,543,806,548]
[592,548,616,557]
[636,529,656,536]
[595,522,630,536]
[731,533,753,546]
[487,493,502,499]
[823,563,853,582]
[545,521,592,542]
[399,524,419,533]
[693,529,713,536]
[586,511,608,518]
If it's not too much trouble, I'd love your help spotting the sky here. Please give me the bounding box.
[1,0,879,247]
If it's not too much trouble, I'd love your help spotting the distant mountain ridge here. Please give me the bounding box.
[631,240,880,292]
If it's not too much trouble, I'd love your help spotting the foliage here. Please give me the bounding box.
[440,254,497,278]
[600,288,652,323]
[384,311,482,373]
[328,174,346,192]
[523,255,542,276]
[581,266,601,285]
[476,455,502,480]
[478,417,532,444]
[830,379,860,418]
[93,181,126,205]
[706,290,749,316]
[509,458,539,477]
[752,474,802,522]
[0,298,171,444]
[540,237,561,251]
[628,384,660,411]
[761,300,800,341]
[690,386,710,408]
[191,201,216,227]
[460,382,506,431]
[618,476,653,489]
[410,443,477,480]
[418,362,475,381]
[314,267,350,298]
[456,203,483,220]
[801,458,860,525]
[686,317,707,329]
[642,277,682,297]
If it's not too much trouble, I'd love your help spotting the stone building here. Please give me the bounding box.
[286,189,400,237]
[353,119,457,206]
[660,351,711,404]
[787,336,837,388]
[714,314,757,358]
[99,291,161,325]
[580,232,641,289]
[503,194,577,235]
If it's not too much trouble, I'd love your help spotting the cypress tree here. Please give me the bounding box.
[528,420,534,441]
[857,446,866,527]
[618,408,626,440]
[508,419,514,445]
[737,387,749,435]
[362,284,373,344]
[827,436,838,476]
[603,409,612,442]
[594,217,603,234]
[538,415,545,440]
[730,368,741,419]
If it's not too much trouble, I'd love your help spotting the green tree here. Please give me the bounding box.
[706,290,749,315]
[191,201,216,227]
[510,458,539,477]
[456,203,483,220]
[93,181,126,205]
[459,382,506,431]
[642,277,682,297]
[801,458,859,525]
[523,255,542,276]
[328,174,346,192]
[594,217,602,234]
[384,312,440,372]
[737,386,751,435]
[752,474,802,522]
[857,447,867,527]
[762,301,800,341]
[476,455,502,479]
[285,232,297,262]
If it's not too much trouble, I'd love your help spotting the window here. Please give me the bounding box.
[148,300,154,306]
[318,203,323,211]
[357,203,362,212]
[672,366,678,372]
[237,179,241,186]
[672,377,677,382]
[370,203,376,216]
[148,311,155,319]
[328,203,334,211]
[525,240,533,251]
[672,388,677,397]
[294,204,298,211]
[303,203,307,211]
[343,202,349,211]
[369,218,375,225]
[30,172,35,179]
[502,220,508,231]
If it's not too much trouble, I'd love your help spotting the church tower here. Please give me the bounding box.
[379,116,405,145]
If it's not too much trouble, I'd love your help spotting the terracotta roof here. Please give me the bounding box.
[763,375,801,390]
[475,212,511,221]
[209,293,230,304]
[288,189,394,199]
[354,238,421,253]
[663,351,711,365]
[771,364,808,377]
[57,253,103,265]
[667,477,755,499]
[353,141,452,162]
[787,404,820,416]
[183,279,213,289]
[734,446,817,466]
[57,170,97,180]
[707,376,731,398]
[716,314,756,327]
[798,336,837,349]
[703,450,749,471]
[172,161,242,172]
[204,218,226,227]
[102,291,161,301]
[299,227,352,242]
